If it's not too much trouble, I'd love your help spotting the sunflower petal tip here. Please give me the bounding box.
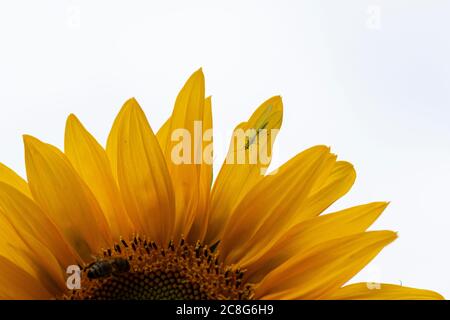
[435,292,446,300]
[66,113,80,126]
[374,230,398,242]
[193,68,205,81]
[128,97,138,104]
[370,201,390,213]
[22,135,44,154]
[22,134,36,145]
[122,97,142,113]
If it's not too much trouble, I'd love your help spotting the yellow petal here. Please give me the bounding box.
[65,114,133,239]
[308,153,337,192]
[328,283,444,300]
[187,96,213,242]
[0,162,31,197]
[243,202,389,282]
[156,118,171,152]
[0,181,81,268]
[255,231,397,299]
[297,161,356,223]
[106,104,127,183]
[221,146,332,263]
[0,213,37,277]
[15,231,67,296]
[24,135,111,260]
[0,256,51,300]
[205,95,283,244]
[112,98,175,244]
[156,95,213,242]
[158,69,206,238]
[0,211,65,296]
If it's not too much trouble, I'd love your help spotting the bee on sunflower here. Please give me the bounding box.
[0,69,443,300]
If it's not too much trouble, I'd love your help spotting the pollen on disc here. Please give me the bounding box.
[66,237,254,300]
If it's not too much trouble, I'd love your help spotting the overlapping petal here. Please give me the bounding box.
[0,162,31,197]
[255,231,397,299]
[328,282,444,300]
[107,98,175,244]
[65,114,133,239]
[243,202,389,282]
[0,256,51,300]
[24,135,111,260]
[220,146,333,263]
[205,96,283,244]
[157,69,206,239]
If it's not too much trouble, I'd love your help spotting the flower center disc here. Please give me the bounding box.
[66,237,254,300]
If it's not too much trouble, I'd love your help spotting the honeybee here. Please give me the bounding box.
[86,257,130,280]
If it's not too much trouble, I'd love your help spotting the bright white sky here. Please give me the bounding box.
[0,1,449,297]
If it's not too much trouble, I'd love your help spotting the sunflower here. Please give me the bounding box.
[0,69,443,300]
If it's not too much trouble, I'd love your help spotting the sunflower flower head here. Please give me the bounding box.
[0,69,443,300]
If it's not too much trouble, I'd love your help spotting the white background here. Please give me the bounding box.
[0,1,449,297]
